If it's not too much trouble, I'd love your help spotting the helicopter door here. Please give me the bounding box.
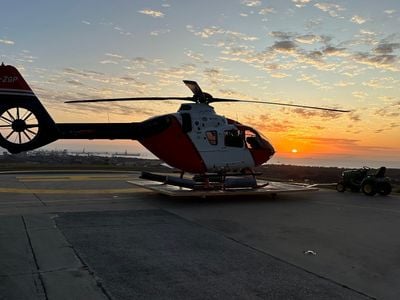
[224,129,244,148]
[181,113,192,133]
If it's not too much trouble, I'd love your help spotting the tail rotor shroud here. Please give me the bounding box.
[0,64,59,153]
[0,106,39,145]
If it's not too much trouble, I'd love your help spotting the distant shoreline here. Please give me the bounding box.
[1,152,399,190]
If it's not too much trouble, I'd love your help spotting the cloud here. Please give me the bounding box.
[322,46,348,57]
[259,7,275,15]
[314,2,345,17]
[375,101,400,118]
[199,26,399,80]
[112,26,132,36]
[373,43,400,54]
[217,88,249,99]
[295,135,396,153]
[384,10,396,15]
[81,20,91,25]
[186,25,224,38]
[292,0,311,8]
[99,60,119,65]
[63,68,105,78]
[203,67,249,85]
[67,79,84,86]
[352,91,368,99]
[290,108,345,120]
[375,122,400,134]
[220,31,340,74]
[0,38,15,45]
[241,0,261,7]
[271,40,297,52]
[150,29,171,36]
[297,74,322,86]
[300,136,359,145]
[362,77,397,89]
[245,114,296,133]
[334,80,355,87]
[270,73,290,78]
[105,53,124,59]
[155,64,197,80]
[269,31,296,40]
[138,9,165,18]
[348,112,361,122]
[187,25,258,41]
[350,15,366,24]
[352,53,398,71]
[359,29,376,36]
[184,50,209,63]
[295,34,324,44]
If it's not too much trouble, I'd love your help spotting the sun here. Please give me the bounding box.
[291,148,298,153]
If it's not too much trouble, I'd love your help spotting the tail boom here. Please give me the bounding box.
[0,63,173,154]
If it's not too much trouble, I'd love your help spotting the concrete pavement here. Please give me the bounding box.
[1,171,399,299]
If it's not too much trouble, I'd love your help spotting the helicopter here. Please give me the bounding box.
[0,63,348,191]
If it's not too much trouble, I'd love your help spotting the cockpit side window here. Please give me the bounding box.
[245,130,262,149]
[206,131,218,145]
[224,129,243,148]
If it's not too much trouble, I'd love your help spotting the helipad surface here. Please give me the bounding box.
[128,179,318,197]
[1,171,400,299]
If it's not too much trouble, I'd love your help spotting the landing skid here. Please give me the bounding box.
[128,172,318,197]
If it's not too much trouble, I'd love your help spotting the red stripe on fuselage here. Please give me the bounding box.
[139,116,207,173]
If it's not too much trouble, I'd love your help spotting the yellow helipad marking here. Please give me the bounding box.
[17,175,132,182]
[0,187,143,194]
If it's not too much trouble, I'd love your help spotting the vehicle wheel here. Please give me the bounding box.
[336,182,345,192]
[378,182,392,196]
[361,181,376,196]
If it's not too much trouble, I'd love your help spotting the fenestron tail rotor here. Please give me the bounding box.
[0,64,60,153]
[0,107,39,145]
[65,80,350,113]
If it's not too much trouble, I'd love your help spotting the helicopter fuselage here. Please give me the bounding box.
[0,64,275,175]
[139,103,275,173]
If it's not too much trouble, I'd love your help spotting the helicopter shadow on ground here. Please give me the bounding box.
[140,190,315,207]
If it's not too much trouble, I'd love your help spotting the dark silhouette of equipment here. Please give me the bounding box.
[336,167,392,196]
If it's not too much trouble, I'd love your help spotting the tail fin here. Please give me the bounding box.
[0,63,59,153]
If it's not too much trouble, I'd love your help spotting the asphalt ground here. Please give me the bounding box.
[1,171,400,299]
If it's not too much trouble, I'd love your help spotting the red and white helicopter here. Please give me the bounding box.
[0,63,348,191]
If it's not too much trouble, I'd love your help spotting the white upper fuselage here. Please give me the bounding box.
[175,103,255,172]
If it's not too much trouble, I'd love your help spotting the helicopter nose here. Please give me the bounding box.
[248,137,275,166]
[264,139,275,158]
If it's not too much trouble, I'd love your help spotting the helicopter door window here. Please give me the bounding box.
[245,131,261,149]
[224,130,243,148]
[206,131,218,145]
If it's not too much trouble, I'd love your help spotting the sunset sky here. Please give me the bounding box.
[1,0,399,167]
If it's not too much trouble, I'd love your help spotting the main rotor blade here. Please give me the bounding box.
[65,97,194,104]
[183,80,203,96]
[211,98,350,112]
